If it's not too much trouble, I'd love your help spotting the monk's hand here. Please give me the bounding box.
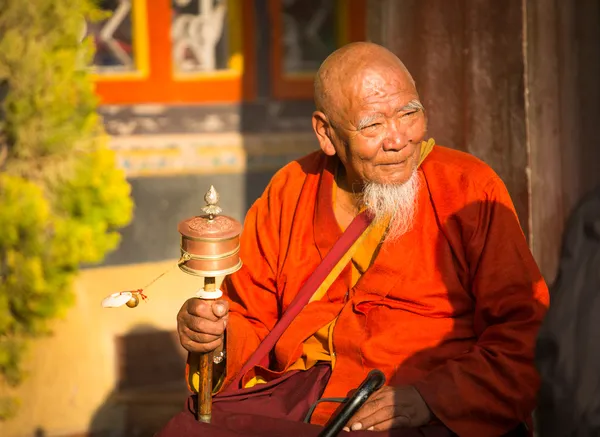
[344,385,431,432]
[177,297,229,354]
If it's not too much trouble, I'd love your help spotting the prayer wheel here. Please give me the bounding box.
[101,185,241,423]
[177,185,243,424]
[177,185,243,281]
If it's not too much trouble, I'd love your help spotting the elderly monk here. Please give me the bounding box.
[164,42,549,437]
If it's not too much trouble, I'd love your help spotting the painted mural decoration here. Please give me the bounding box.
[87,0,135,72]
[281,0,336,74]
[171,0,230,73]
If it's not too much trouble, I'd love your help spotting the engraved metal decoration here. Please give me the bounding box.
[171,0,229,73]
[201,185,223,218]
[281,0,336,74]
[88,0,135,72]
[178,185,243,278]
[187,216,233,232]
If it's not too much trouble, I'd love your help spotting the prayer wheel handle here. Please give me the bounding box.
[318,369,386,437]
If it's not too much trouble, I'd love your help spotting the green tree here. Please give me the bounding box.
[0,0,133,419]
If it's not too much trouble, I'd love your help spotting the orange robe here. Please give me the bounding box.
[190,145,549,436]
[285,165,391,374]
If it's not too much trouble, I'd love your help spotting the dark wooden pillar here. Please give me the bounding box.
[370,0,600,282]
[524,0,600,282]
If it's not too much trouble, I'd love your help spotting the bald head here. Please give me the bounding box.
[314,42,416,116]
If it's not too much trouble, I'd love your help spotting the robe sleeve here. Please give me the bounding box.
[186,177,282,391]
[413,177,550,436]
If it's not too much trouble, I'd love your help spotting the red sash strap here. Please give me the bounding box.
[219,210,373,394]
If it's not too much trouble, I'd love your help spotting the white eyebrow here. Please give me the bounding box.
[401,99,425,112]
[356,100,424,130]
[356,114,382,130]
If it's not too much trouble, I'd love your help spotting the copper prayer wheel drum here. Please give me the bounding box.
[177,186,243,277]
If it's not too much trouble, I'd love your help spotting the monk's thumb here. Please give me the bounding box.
[213,301,228,317]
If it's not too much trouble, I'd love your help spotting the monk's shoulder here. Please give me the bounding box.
[259,150,325,203]
[421,146,518,238]
[421,145,504,196]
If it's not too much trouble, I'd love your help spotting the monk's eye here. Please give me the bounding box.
[402,111,418,118]
[362,123,381,131]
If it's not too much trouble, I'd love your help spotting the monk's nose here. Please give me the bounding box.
[381,123,410,151]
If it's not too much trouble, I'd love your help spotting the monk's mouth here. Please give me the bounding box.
[377,160,408,167]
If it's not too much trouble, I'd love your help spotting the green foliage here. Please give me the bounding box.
[0,0,133,418]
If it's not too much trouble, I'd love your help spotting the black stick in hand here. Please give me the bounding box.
[318,369,386,437]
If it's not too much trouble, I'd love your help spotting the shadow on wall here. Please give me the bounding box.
[33,324,189,437]
[95,324,188,437]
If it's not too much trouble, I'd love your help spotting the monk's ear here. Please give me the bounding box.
[312,111,336,156]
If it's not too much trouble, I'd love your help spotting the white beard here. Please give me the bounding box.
[361,170,421,241]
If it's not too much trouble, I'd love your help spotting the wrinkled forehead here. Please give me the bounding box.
[343,67,418,116]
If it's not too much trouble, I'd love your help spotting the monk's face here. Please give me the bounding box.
[315,65,427,187]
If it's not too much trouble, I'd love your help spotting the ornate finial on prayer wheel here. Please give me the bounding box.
[201,185,222,219]
[177,186,243,279]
